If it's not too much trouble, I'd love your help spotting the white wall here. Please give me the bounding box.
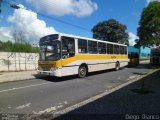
[0,52,39,72]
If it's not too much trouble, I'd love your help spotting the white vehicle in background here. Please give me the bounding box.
[150,48,160,65]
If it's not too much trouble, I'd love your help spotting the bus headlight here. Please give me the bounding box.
[38,66,42,70]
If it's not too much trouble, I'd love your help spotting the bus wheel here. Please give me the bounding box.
[78,65,87,78]
[115,62,120,71]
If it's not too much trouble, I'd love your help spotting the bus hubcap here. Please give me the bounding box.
[79,67,86,77]
[116,63,120,70]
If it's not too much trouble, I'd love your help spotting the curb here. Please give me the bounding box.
[0,72,46,84]
[53,68,160,117]
[0,76,36,84]
[0,74,49,84]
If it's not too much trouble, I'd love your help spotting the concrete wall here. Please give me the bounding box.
[0,52,39,72]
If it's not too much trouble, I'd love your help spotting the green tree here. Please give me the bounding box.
[134,39,140,48]
[138,1,160,46]
[92,19,129,45]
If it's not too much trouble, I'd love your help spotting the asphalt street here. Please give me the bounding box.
[0,64,153,114]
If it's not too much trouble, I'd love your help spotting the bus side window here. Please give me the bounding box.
[107,44,113,54]
[62,36,75,58]
[98,42,106,54]
[78,39,87,53]
[120,46,125,54]
[124,46,127,55]
[88,41,98,54]
[114,45,119,54]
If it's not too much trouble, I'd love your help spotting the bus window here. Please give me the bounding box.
[107,44,113,54]
[88,41,98,54]
[62,36,75,58]
[78,39,87,53]
[124,46,127,54]
[98,42,106,54]
[120,46,124,54]
[114,45,119,54]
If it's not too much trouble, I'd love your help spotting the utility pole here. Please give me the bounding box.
[139,39,141,62]
[135,39,141,63]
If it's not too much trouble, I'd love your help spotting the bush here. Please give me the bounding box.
[0,40,39,53]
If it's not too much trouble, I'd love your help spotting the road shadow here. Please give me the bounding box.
[33,63,155,83]
[53,70,160,120]
[87,68,117,76]
[33,68,118,82]
[136,63,160,69]
[34,74,78,82]
[133,63,151,69]
[129,65,160,71]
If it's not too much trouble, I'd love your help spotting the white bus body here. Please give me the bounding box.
[37,33,129,77]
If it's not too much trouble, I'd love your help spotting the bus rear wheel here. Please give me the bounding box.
[78,65,87,78]
[115,62,120,71]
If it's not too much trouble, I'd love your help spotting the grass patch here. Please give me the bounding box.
[140,58,149,61]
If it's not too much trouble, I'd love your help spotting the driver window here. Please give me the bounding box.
[62,36,75,58]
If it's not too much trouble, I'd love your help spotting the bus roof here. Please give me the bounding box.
[42,33,127,47]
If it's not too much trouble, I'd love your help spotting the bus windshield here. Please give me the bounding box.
[39,40,61,61]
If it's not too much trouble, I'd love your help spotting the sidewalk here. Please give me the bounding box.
[0,70,37,83]
[140,60,150,64]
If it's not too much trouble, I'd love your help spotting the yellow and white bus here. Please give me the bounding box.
[37,33,129,77]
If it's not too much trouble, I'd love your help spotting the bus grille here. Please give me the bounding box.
[42,67,51,71]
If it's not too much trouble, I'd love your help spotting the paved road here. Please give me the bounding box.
[0,64,153,114]
[55,69,160,120]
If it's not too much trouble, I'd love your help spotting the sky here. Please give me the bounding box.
[0,0,160,45]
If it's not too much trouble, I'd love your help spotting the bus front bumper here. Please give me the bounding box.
[37,69,62,77]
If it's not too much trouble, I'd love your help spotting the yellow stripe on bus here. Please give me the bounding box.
[39,54,128,68]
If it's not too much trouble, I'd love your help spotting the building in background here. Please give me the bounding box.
[128,46,150,66]
[128,46,150,60]
[140,46,151,59]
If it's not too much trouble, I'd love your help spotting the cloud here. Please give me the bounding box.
[0,27,14,42]
[128,32,139,46]
[27,0,98,17]
[146,0,160,4]
[0,5,57,43]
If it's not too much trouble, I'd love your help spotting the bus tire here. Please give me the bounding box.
[115,62,120,71]
[78,65,87,78]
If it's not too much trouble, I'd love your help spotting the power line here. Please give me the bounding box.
[36,12,91,32]
[2,0,91,32]
[0,0,3,13]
